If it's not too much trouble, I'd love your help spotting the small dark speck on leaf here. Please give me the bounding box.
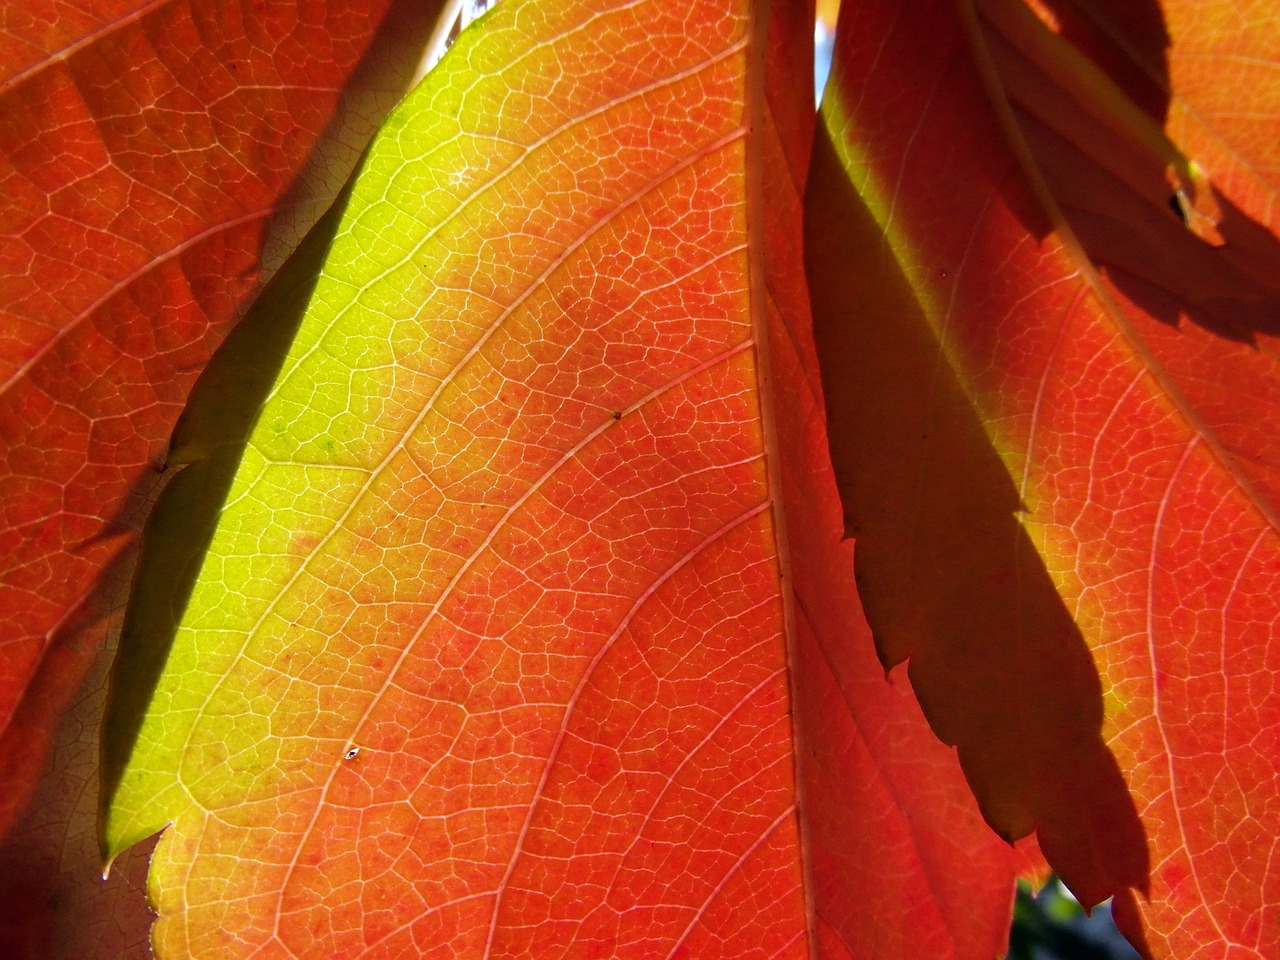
[344,747,360,761]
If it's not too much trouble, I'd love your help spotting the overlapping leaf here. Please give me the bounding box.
[102,0,1020,956]
[0,0,441,952]
[809,0,1280,955]
[0,0,442,832]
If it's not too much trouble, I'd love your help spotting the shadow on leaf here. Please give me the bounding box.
[98,181,352,855]
[980,0,1280,345]
[94,0,451,860]
[804,120,1150,913]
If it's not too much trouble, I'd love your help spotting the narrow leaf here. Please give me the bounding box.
[810,0,1280,956]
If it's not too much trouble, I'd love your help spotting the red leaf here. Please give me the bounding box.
[810,0,1280,955]
[764,5,1024,955]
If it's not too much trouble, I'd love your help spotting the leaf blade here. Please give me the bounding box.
[106,3,811,955]
[810,0,1280,955]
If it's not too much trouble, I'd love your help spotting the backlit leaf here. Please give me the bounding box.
[102,0,1020,956]
[809,0,1280,956]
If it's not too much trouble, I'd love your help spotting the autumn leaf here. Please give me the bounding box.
[10,0,1274,956]
[98,0,1020,957]
[0,0,442,951]
[808,0,1279,956]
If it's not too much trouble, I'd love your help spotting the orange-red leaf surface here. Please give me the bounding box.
[809,0,1280,956]
[0,0,441,835]
[101,0,1020,956]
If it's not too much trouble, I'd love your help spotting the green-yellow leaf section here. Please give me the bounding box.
[99,22,512,856]
[99,3,548,854]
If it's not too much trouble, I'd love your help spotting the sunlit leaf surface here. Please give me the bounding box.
[0,0,441,826]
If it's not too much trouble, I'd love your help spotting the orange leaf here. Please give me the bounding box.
[0,0,443,831]
[810,0,1280,955]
